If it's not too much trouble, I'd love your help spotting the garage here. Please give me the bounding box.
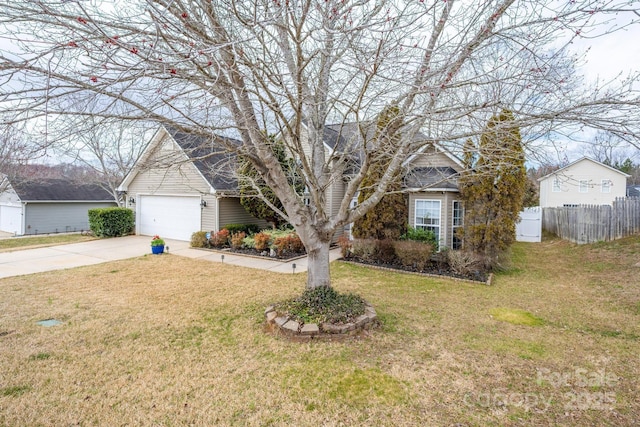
[138,195,201,241]
[0,205,23,235]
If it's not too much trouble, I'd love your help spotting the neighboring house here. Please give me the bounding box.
[538,157,629,208]
[291,121,465,249]
[117,126,268,241]
[627,185,640,197]
[0,177,116,236]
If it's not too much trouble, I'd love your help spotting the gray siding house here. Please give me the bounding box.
[0,177,116,236]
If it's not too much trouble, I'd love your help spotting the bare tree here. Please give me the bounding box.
[52,116,151,205]
[0,1,639,289]
[0,124,46,193]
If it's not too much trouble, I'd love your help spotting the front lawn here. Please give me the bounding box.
[0,233,96,252]
[0,237,638,425]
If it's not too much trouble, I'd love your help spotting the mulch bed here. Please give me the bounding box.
[197,246,307,262]
[339,257,492,285]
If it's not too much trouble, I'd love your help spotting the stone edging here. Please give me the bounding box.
[264,303,378,341]
[336,259,493,286]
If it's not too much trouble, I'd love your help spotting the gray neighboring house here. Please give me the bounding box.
[0,177,116,236]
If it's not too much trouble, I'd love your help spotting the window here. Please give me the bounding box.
[601,180,611,193]
[415,199,441,242]
[579,180,589,193]
[452,200,463,250]
[552,178,561,192]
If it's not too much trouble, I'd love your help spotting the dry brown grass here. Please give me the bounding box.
[1,236,639,426]
[0,234,96,252]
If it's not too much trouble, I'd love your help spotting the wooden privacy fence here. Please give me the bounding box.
[543,197,640,244]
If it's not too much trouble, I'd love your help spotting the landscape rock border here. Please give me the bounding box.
[264,303,379,341]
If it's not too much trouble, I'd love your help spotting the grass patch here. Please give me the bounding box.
[28,352,51,361]
[0,234,95,252]
[0,236,638,425]
[1,385,31,397]
[489,307,545,326]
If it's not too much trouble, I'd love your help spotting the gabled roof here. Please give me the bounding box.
[320,121,464,171]
[10,178,114,202]
[404,167,459,191]
[538,157,631,182]
[167,127,239,192]
[118,125,240,193]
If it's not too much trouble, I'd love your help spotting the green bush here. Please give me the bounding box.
[223,223,260,235]
[394,240,434,271]
[88,207,134,237]
[191,231,209,248]
[401,226,439,250]
[275,286,366,324]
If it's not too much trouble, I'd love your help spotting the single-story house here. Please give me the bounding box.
[0,177,116,236]
[120,124,465,247]
[538,157,630,208]
[627,184,640,197]
[117,126,268,241]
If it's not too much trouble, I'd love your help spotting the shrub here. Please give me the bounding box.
[253,232,271,251]
[275,286,366,324]
[88,207,134,237]
[447,250,484,276]
[223,223,260,235]
[273,233,305,256]
[210,229,230,248]
[350,239,376,262]
[401,226,439,250]
[394,240,434,271]
[230,231,246,249]
[190,231,209,248]
[375,239,396,264]
[337,235,352,258]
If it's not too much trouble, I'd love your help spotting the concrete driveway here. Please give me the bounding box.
[0,235,341,279]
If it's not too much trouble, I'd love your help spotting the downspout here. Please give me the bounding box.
[20,201,26,236]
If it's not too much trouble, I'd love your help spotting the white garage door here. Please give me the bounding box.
[138,196,201,241]
[0,205,22,234]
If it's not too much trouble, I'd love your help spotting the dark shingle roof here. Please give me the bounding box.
[404,167,459,190]
[12,179,114,201]
[627,185,640,197]
[166,127,240,192]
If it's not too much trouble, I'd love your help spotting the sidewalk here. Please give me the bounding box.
[0,235,342,279]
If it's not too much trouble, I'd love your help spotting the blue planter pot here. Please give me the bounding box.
[151,245,164,254]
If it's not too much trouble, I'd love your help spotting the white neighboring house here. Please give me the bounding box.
[538,157,630,208]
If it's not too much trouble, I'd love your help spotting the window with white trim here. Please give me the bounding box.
[552,178,561,192]
[601,180,611,193]
[579,180,589,193]
[452,200,463,250]
[415,199,441,241]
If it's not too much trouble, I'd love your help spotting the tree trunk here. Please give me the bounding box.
[306,240,332,289]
